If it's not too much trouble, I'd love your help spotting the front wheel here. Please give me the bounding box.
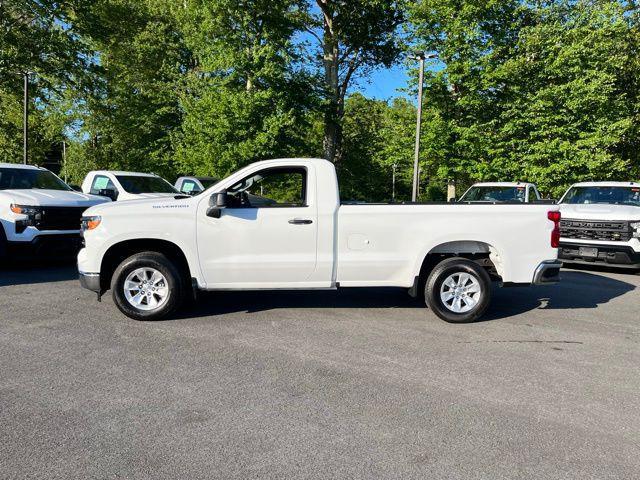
[0,225,6,261]
[424,257,492,323]
[111,252,185,320]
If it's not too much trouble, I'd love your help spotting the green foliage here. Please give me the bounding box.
[410,0,639,197]
[1,0,639,199]
[0,0,88,164]
[172,0,314,178]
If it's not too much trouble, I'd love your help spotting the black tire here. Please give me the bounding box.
[111,251,185,321]
[0,225,7,262]
[424,257,492,323]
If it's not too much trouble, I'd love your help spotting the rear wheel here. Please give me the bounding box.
[424,257,492,323]
[111,252,185,320]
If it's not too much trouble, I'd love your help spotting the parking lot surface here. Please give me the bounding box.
[1,262,639,479]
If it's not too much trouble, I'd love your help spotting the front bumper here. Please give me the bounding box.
[559,242,640,268]
[7,234,83,258]
[79,271,101,293]
[533,260,562,285]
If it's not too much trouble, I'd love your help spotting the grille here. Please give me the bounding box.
[36,206,87,231]
[560,218,633,242]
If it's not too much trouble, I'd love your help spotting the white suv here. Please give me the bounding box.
[558,182,640,269]
[0,163,109,259]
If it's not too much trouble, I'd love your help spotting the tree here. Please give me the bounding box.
[0,0,89,164]
[409,0,638,196]
[60,0,189,181]
[171,0,315,178]
[301,0,405,163]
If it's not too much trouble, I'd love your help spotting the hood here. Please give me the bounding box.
[1,189,110,207]
[83,194,192,216]
[559,203,640,221]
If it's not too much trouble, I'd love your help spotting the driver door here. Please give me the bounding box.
[196,166,318,288]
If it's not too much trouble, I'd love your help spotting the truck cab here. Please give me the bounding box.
[81,171,179,202]
[459,182,541,203]
[0,163,109,258]
[558,182,640,268]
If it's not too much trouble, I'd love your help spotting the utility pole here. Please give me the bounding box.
[392,163,397,202]
[18,71,35,165]
[23,72,29,165]
[410,53,437,202]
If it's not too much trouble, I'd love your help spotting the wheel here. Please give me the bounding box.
[0,225,7,262]
[111,252,185,320]
[424,257,492,323]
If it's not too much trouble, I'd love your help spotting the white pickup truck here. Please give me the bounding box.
[81,170,180,201]
[558,182,640,269]
[0,163,109,259]
[78,158,562,323]
[458,182,542,203]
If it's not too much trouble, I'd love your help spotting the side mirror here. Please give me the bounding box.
[69,184,82,192]
[448,197,457,203]
[98,188,118,201]
[206,191,228,218]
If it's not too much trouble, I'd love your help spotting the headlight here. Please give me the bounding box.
[81,216,102,232]
[10,204,41,216]
[631,222,640,238]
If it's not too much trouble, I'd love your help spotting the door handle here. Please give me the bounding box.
[288,218,313,225]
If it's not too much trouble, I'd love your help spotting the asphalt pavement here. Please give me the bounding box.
[0,261,639,479]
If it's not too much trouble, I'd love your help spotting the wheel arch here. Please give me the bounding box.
[412,240,505,294]
[99,238,193,292]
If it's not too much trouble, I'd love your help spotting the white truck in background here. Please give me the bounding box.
[0,163,109,259]
[81,171,180,202]
[458,182,542,203]
[77,158,562,323]
[558,182,640,269]
[174,176,219,195]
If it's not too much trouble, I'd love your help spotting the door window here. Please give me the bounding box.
[90,175,116,194]
[181,179,200,193]
[227,167,307,208]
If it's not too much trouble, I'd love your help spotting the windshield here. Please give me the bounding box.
[0,167,71,191]
[461,186,526,202]
[561,186,640,206]
[198,178,219,189]
[115,175,178,194]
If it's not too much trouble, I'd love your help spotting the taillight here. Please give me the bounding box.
[548,211,561,248]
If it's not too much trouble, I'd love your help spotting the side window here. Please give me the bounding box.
[90,175,116,195]
[181,180,200,193]
[227,167,307,208]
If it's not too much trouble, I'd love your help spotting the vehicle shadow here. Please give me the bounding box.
[0,260,77,287]
[173,270,636,321]
[482,270,636,320]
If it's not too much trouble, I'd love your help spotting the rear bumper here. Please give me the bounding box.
[79,271,101,293]
[533,260,562,285]
[559,242,640,268]
[7,234,83,258]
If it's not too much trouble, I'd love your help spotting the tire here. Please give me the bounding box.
[0,225,7,262]
[424,257,492,323]
[111,251,185,321]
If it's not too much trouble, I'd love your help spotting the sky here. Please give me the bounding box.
[358,64,411,100]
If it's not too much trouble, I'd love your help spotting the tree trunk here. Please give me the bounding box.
[321,4,342,163]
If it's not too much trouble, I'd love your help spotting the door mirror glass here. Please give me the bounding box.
[207,191,228,218]
[210,191,228,207]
